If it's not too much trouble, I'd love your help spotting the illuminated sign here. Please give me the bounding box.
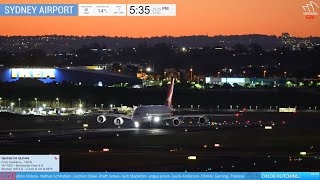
[11,68,55,79]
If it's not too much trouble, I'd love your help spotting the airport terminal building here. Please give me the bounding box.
[0,66,142,87]
[205,77,296,86]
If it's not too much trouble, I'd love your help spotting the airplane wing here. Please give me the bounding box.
[101,113,132,120]
[167,113,240,118]
[86,112,132,119]
[160,113,241,126]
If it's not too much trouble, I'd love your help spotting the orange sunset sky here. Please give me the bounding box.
[0,0,319,37]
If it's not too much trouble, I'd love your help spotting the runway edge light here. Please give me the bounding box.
[265,126,272,130]
[188,156,197,160]
[300,152,307,155]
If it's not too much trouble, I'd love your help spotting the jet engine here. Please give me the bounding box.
[114,117,124,126]
[198,116,209,124]
[97,115,106,123]
[173,118,181,126]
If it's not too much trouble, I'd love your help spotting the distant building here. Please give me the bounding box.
[164,68,181,81]
[205,77,296,86]
[281,33,314,50]
[0,67,142,86]
[281,33,296,49]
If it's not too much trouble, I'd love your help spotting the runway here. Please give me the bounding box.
[0,112,320,171]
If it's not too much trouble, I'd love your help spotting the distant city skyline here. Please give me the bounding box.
[0,0,320,37]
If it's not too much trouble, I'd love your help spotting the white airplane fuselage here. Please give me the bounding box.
[132,105,172,123]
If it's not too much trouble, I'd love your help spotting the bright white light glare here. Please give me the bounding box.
[214,144,220,147]
[146,67,152,72]
[188,156,197,160]
[76,108,83,115]
[103,148,110,152]
[83,124,89,128]
[147,116,152,120]
[134,122,140,128]
[38,107,43,111]
[98,81,103,87]
[61,108,66,112]
[265,126,272,130]
[221,78,245,83]
[154,116,160,122]
[300,152,307,155]
[205,77,211,84]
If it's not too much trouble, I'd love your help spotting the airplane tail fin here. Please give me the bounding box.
[165,78,175,108]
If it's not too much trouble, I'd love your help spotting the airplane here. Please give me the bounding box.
[96,78,239,128]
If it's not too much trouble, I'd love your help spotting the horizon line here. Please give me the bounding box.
[0,33,319,38]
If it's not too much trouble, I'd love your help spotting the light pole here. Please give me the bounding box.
[190,67,193,81]
[18,98,21,107]
[10,102,14,111]
[226,69,232,84]
[110,104,113,110]
[0,97,2,107]
[43,104,46,109]
[101,104,104,110]
[263,70,267,78]
[140,69,143,79]
[79,99,82,107]
[35,98,38,108]
[56,98,59,108]
[284,72,287,78]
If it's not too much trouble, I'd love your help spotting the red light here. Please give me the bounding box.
[236,113,240,117]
